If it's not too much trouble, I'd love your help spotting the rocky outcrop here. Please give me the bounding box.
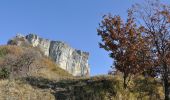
[26,34,51,56]
[8,34,90,77]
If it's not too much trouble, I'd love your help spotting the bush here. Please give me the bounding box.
[131,76,164,100]
[7,39,18,45]
[0,67,10,79]
[0,47,8,58]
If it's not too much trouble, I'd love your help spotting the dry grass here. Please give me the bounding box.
[0,79,55,100]
[0,45,23,57]
[27,57,72,80]
[0,45,72,80]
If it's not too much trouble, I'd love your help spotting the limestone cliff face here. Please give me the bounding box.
[8,34,90,77]
[25,34,51,56]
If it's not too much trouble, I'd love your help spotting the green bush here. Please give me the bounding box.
[0,67,10,79]
[0,48,8,58]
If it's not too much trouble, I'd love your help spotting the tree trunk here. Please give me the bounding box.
[163,71,169,100]
[123,75,127,89]
[163,77,169,100]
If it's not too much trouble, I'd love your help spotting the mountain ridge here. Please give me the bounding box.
[8,34,90,77]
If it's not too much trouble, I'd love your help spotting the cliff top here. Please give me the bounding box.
[15,33,89,55]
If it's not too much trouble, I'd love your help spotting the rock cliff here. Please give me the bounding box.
[8,34,90,77]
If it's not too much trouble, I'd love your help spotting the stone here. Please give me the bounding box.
[25,34,51,56]
[8,34,90,77]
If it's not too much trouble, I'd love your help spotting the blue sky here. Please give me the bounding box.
[0,0,168,76]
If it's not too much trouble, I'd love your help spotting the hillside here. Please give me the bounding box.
[8,34,90,77]
[0,45,164,100]
[0,45,72,80]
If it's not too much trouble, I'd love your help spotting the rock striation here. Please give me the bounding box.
[8,34,90,77]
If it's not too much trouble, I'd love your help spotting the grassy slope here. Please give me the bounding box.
[22,75,164,100]
[0,45,164,100]
[0,45,72,79]
[0,79,55,100]
[0,45,72,99]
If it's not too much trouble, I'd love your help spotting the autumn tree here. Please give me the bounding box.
[98,0,170,99]
[97,12,151,89]
[130,0,170,99]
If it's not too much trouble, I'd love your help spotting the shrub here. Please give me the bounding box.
[0,46,42,78]
[0,67,10,79]
[7,39,18,45]
[0,47,8,57]
[131,76,164,100]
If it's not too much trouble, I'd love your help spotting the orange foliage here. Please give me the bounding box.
[98,11,152,89]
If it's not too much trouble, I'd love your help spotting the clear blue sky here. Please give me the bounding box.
[0,0,168,76]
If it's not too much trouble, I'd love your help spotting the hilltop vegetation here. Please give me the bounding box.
[0,45,72,80]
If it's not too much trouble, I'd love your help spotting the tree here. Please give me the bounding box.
[1,48,42,78]
[98,0,170,99]
[97,12,151,89]
[131,0,170,99]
